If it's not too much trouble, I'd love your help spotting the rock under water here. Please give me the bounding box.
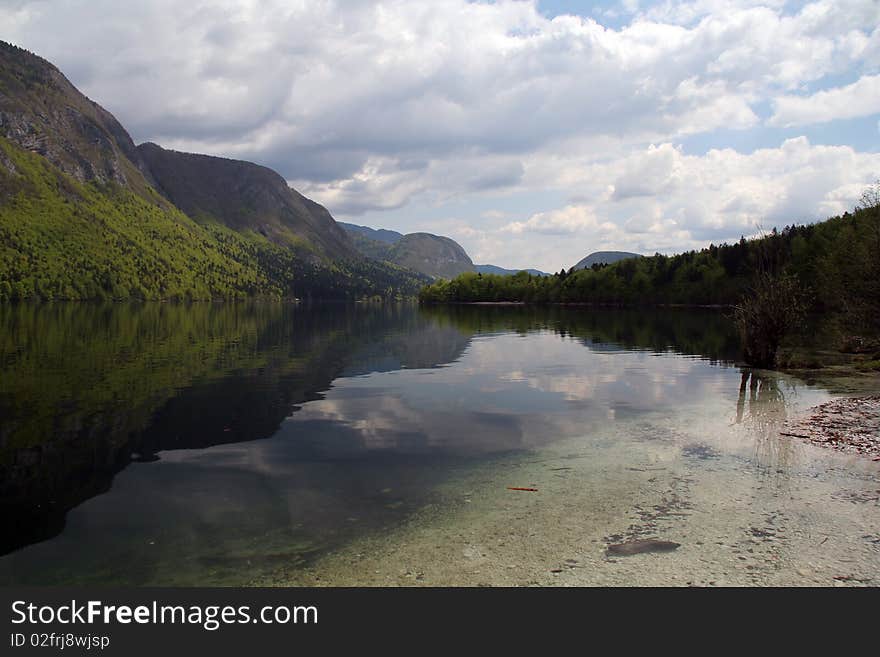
[606,539,681,556]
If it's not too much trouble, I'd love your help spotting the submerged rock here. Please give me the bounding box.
[606,539,681,556]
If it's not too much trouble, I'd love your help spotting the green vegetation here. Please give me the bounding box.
[343,227,400,260]
[0,137,427,301]
[420,202,880,343]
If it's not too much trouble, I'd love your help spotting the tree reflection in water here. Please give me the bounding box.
[735,368,798,479]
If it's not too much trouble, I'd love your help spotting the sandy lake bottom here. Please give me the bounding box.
[267,376,880,587]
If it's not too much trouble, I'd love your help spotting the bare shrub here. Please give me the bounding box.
[734,271,805,368]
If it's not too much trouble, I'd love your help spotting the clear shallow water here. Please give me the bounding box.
[1,303,877,585]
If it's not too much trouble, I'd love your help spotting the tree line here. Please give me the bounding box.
[420,200,880,345]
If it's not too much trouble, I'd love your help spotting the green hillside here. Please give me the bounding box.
[0,137,426,301]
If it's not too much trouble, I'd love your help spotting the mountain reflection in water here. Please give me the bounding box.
[1,303,746,584]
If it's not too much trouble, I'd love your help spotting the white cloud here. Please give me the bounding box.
[482,136,880,271]
[293,151,525,215]
[4,2,875,169]
[611,143,683,199]
[503,205,620,235]
[769,74,880,127]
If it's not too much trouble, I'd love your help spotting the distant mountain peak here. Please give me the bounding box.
[389,233,474,279]
[339,224,474,278]
[339,222,548,279]
[572,251,642,270]
[474,264,548,277]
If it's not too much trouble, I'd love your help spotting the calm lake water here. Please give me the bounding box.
[1,303,877,586]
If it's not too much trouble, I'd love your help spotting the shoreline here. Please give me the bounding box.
[422,301,733,309]
[781,396,880,458]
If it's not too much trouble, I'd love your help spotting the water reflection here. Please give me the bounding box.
[734,369,798,478]
[0,302,824,585]
[0,303,470,556]
[735,370,787,426]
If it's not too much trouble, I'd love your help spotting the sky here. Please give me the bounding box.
[3,0,879,271]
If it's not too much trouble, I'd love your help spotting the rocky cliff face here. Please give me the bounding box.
[388,233,474,279]
[0,41,157,198]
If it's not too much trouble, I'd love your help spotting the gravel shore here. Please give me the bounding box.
[782,396,880,458]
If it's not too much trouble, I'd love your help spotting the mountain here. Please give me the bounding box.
[0,42,161,200]
[474,264,547,277]
[339,222,545,279]
[338,222,404,245]
[138,143,355,260]
[337,222,403,260]
[338,223,473,278]
[0,41,425,300]
[0,40,353,260]
[573,251,642,270]
[388,233,474,279]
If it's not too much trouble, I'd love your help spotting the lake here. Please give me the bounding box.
[1,303,878,586]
